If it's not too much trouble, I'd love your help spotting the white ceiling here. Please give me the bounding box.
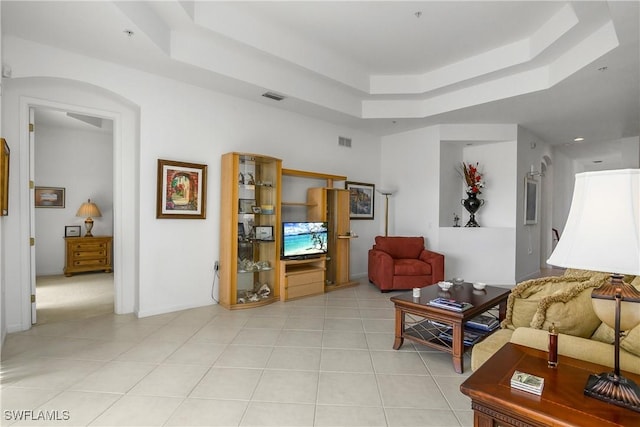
[2,1,638,147]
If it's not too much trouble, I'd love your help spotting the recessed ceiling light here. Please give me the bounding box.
[573,137,585,142]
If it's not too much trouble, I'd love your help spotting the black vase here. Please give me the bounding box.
[461,192,485,227]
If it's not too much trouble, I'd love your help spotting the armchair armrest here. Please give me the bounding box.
[368,248,395,290]
[419,249,445,283]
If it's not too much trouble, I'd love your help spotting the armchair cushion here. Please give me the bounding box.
[373,236,424,259]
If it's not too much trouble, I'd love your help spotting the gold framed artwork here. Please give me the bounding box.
[346,181,375,220]
[35,186,65,208]
[157,159,207,219]
[0,138,8,216]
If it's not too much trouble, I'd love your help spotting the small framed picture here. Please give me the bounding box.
[251,206,262,214]
[65,225,81,237]
[239,199,255,214]
[255,225,273,241]
[35,186,65,208]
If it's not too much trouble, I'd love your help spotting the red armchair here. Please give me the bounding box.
[368,236,444,292]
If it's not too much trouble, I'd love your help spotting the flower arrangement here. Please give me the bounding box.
[459,162,485,194]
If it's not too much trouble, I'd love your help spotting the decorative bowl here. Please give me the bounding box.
[438,281,453,290]
[473,282,486,290]
[452,277,464,285]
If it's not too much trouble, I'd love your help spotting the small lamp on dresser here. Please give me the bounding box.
[547,169,640,412]
[76,199,102,237]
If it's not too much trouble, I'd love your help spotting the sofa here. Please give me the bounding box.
[368,236,445,292]
[471,269,640,375]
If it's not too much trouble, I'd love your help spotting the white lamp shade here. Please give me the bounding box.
[547,169,640,275]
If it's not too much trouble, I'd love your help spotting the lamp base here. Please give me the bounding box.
[84,218,94,237]
[584,372,640,413]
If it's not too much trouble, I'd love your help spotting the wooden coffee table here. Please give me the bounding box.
[390,282,510,373]
[461,343,640,426]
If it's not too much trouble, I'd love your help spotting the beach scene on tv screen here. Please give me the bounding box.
[284,223,328,256]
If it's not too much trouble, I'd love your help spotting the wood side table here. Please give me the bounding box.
[460,343,640,426]
[64,236,113,276]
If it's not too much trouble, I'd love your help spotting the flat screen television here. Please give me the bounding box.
[281,221,328,260]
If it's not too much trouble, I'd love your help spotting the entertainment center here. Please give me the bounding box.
[218,152,357,309]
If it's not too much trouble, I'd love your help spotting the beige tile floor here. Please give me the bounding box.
[1,279,475,426]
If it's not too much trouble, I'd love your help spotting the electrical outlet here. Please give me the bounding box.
[214,261,219,271]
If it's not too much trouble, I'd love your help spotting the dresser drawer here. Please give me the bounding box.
[287,270,324,287]
[73,249,107,259]
[70,242,107,251]
[284,281,324,299]
[73,258,108,268]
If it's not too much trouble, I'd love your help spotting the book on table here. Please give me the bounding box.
[428,297,473,312]
[438,328,484,346]
[465,314,499,331]
[510,370,544,395]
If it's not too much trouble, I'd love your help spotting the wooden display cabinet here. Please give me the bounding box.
[307,187,357,291]
[219,152,281,309]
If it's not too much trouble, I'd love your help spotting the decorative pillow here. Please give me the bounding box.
[620,326,640,357]
[529,279,604,338]
[563,268,611,281]
[591,278,640,356]
[502,275,609,337]
[591,322,614,344]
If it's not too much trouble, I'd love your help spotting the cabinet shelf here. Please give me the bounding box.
[282,201,317,207]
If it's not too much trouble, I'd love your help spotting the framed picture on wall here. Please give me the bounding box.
[346,181,375,220]
[35,186,65,208]
[156,159,207,219]
[524,177,538,225]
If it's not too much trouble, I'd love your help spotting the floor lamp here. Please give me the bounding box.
[376,189,395,236]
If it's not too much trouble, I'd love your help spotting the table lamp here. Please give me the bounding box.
[547,169,640,412]
[76,199,102,237]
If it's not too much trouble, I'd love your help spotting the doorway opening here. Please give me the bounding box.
[32,106,115,325]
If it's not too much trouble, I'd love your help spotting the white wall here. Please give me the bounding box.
[2,35,382,332]
[515,126,550,281]
[380,125,441,246]
[35,123,113,275]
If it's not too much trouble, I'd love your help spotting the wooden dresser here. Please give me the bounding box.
[64,236,113,276]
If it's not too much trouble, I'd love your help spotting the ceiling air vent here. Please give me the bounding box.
[262,92,285,101]
[338,136,352,147]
